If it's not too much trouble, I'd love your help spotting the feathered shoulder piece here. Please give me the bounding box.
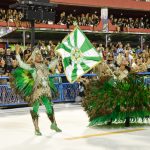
[10,67,34,98]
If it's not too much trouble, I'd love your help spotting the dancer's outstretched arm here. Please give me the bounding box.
[15,45,32,70]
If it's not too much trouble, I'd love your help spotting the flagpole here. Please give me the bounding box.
[104,61,116,78]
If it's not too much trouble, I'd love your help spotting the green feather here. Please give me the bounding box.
[11,67,34,97]
[82,74,150,126]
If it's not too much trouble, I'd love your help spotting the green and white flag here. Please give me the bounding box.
[55,27,102,83]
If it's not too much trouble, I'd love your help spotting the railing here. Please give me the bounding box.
[137,72,150,86]
[0,73,149,107]
[0,21,102,32]
[1,20,150,34]
[108,20,150,33]
[0,74,97,107]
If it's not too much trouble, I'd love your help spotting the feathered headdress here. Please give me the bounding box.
[27,47,43,63]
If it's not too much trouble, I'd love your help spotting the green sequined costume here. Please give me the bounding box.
[11,54,62,135]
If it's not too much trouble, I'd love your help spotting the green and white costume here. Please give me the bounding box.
[15,54,55,103]
[12,49,61,135]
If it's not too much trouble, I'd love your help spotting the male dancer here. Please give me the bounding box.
[14,45,62,135]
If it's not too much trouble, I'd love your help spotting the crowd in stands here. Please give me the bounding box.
[95,42,150,80]
[57,12,99,28]
[0,8,100,28]
[109,14,150,32]
[0,8,53,27]
[0,8,24,28]
[0,41,150,81]
[1,7,150,33]
[0,41,64,81]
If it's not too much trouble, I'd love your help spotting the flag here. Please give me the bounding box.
[55,27,102,83]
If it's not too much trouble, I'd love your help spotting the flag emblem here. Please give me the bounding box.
[55,27,102,83]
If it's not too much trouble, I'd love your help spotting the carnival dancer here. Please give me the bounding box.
[11,45,62,136]
[83,59,150,127]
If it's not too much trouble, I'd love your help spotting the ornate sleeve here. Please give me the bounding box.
[48,58,58,71]
[16,54,32,70]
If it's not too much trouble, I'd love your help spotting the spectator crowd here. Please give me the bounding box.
[0,41,150,79]
[57,12,99,28]
[95,42,150,80]
[1,7,150,32]
[0,9,150,84]
[0,41,64,80]
[110,14,150,32]
[0,8,100,28]
[0,8,23,28]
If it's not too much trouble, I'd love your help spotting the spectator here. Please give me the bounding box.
[147,58,150,72]
[47,40,53,52]
[0,57,6,75]
[124,51,133,66]
[58,12,66,25]
[66,16,72,29]
[1,9,6,21]
[102,47,109,60]
[11,59,18,72]
[0,9,3,21]
[92,14,99,26]
[135,46,142,54]
[117,44,124,54]
[97,44,104,58]
[5,49,15,75]
[0,57,8,85]
[24,49,31,61]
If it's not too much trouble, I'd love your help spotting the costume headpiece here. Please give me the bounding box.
[27,47,43,62]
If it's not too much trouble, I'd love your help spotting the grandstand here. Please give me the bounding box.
[0,0,150,46]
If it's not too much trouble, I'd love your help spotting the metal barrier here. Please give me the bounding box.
[0,73,149,107]
[137,72,150,86]
[0,84,26,106]
[0,74,97,107]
